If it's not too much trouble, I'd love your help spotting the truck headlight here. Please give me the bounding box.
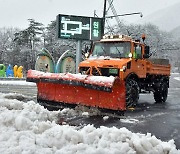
[122,66,127,71]
[120,66,127,72]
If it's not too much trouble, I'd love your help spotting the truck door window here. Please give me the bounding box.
[135,45,142,59]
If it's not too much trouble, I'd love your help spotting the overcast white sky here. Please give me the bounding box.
[0,0,180,29]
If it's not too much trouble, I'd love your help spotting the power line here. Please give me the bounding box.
[107,0,122,31]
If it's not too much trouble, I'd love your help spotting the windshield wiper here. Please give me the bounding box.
[113,44,121,58]
[100,46,107,56]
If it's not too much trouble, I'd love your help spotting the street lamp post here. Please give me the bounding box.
[102,0,107,35]
[105,12,143,19]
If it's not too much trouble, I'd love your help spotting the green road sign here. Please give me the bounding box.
[56,14,103,41]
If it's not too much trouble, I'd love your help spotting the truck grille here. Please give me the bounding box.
[79,67,119,77]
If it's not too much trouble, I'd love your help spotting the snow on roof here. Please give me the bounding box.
[0,92,179,153]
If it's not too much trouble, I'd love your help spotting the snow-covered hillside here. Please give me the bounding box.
[171,25,180,40]
[0,91,179,153]
[138,2,180,32]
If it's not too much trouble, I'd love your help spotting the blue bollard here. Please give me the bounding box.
[6,64,14,77]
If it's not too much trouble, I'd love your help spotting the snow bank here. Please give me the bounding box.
[0,93,179,154]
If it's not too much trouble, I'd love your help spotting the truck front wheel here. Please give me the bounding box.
[126,79,139,107]
[153,81,168,103]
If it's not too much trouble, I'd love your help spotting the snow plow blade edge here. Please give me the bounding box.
[26,70,126,111]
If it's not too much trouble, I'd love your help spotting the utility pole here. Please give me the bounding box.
[76,40,82,73]
[102,0,107,35]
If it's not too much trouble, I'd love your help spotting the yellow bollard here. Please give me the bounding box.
[13,65,18,77]
[17,66,23,78]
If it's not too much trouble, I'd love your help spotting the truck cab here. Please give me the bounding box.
[79,35,148,78]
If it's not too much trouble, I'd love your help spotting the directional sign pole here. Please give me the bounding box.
[76,40,82,73]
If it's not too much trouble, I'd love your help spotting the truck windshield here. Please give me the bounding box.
[92,42,131,58]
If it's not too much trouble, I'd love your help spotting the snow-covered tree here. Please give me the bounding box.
[0,27,18,64]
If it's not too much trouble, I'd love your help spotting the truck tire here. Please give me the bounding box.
[126,79,139,107]
[153,80,168,103]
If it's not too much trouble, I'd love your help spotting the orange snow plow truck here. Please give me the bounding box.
[27,34,171,114]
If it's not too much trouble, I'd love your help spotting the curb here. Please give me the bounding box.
[0,77,26,81]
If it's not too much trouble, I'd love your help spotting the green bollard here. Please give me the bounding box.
[0,64,6,77]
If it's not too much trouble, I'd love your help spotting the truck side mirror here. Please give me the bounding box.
[143,46,150,58]
[83,45,91,59]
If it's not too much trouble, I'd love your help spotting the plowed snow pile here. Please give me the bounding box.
[0,93,179,154]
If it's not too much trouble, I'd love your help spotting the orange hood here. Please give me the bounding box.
[79,57,132,68]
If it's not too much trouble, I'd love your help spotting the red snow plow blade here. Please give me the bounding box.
[26,70,126,111]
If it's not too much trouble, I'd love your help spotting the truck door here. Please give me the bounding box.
[133,44,146,78]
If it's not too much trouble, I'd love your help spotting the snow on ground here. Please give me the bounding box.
[0,80,35,86]
[0,93,179,154]
[174,77,180,81]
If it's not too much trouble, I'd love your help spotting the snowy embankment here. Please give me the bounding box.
[0,92,179,154]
